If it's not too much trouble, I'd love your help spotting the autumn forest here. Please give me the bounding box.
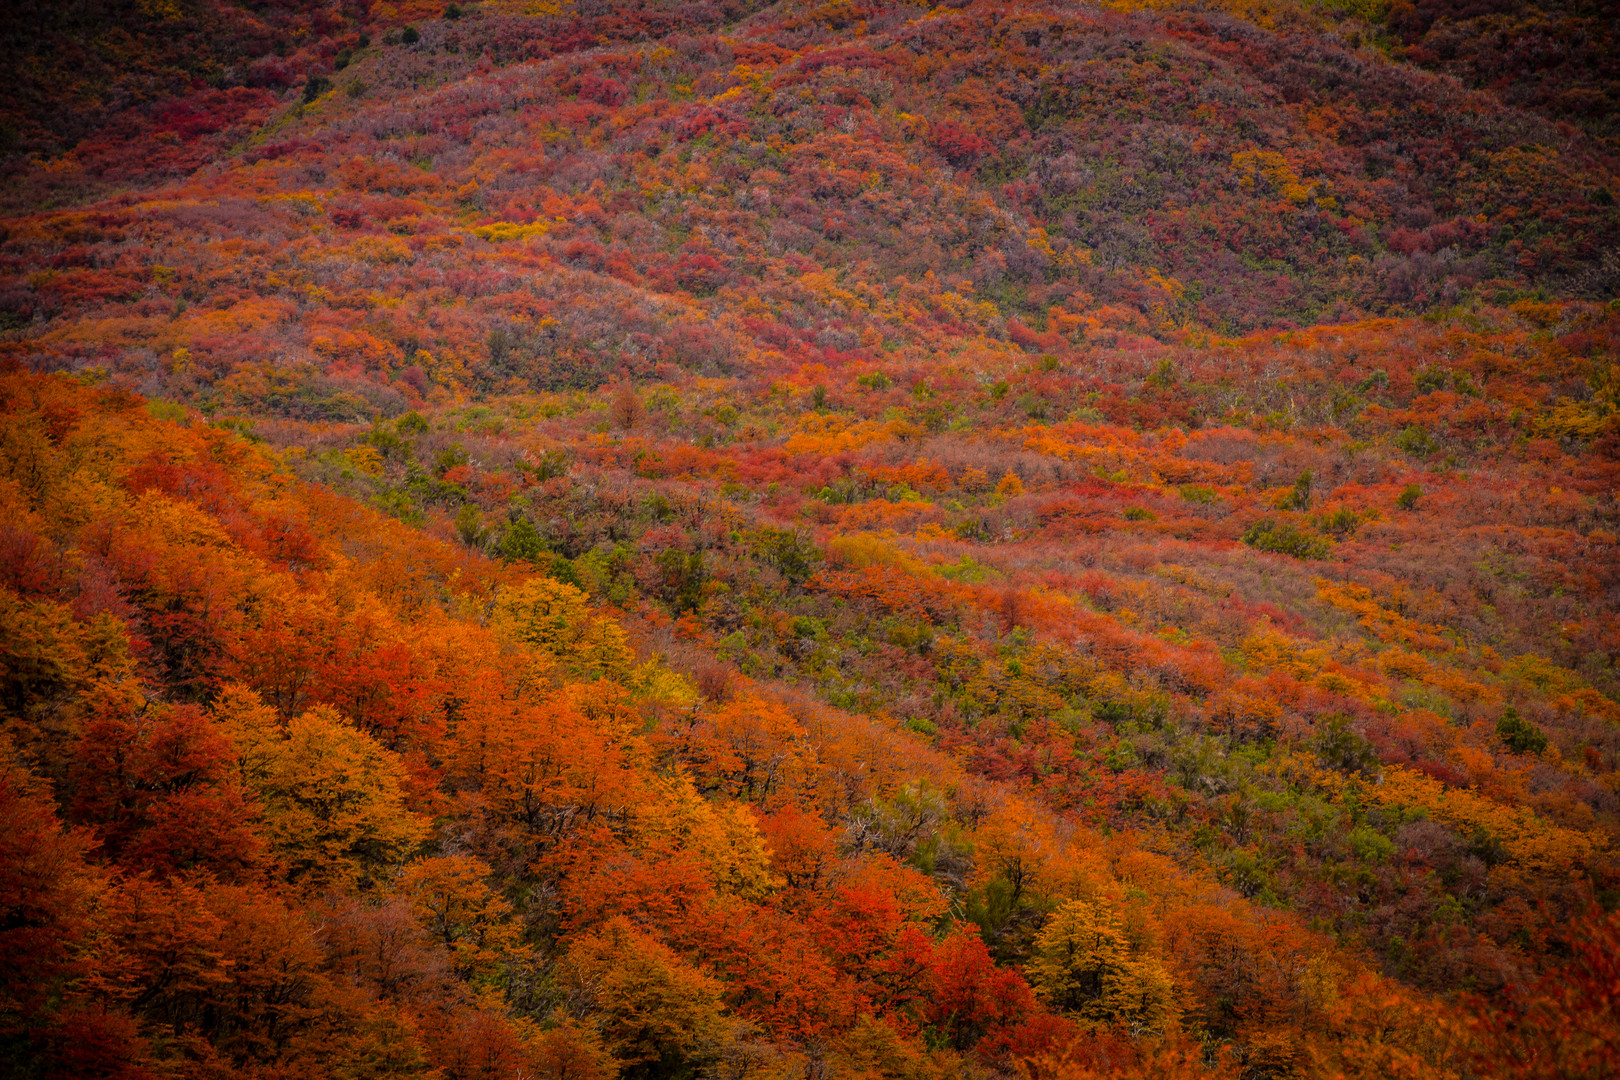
[1,1,1617,1078]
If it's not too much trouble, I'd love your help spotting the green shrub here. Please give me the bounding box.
[499,514,545,563]
[1102,740,1139,772]
[432,443,468,478]
[1414,367,1448,394]
[1314,507,1363,538]
[1092,701,1132,727]
[1221,848,1269,899]
[1179,484,1217,504]
[1313,715,1380,777]
[373,489,423,526]
[1395,425,1437,457]
[1496,707,1548,755]
[1242,518,1332,560]
[1280,469,1313,511]
[755,527,819,585]
[1145,359,1178,388]
[1018,392,1051,420]
[1355,369,1389,395]
[454,504,485,547]
[1348,825,1395,863]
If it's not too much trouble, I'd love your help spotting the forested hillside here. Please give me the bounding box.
[2,1,1617,1078]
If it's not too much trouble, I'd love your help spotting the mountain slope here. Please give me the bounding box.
[1,2,1618,1078]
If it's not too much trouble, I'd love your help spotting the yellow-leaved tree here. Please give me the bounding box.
[1026,897,1177,1033]
[559,917,738,1075]
[396,854,530,985]
[638,771,781,901]
[491,577,633,681]
[216,687,427,891]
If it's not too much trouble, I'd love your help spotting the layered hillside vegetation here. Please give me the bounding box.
[2,1,1618,1079]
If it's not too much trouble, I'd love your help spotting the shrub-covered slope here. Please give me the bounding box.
[2,1,1618,1078]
